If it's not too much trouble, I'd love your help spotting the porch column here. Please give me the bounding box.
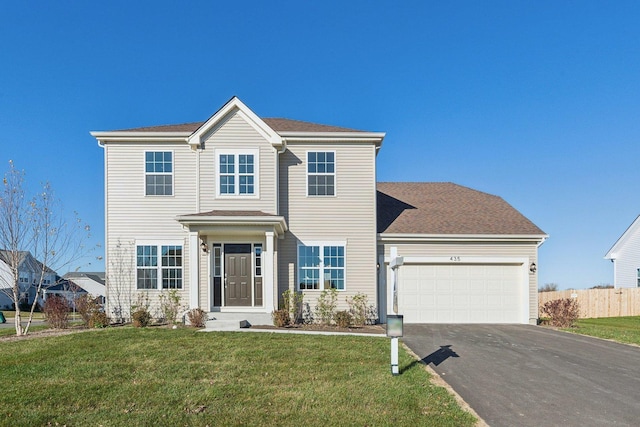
[189,231,199,309]
[264,231,275,313]
[388,246,397,315]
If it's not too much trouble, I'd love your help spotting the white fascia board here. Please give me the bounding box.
[377,233,549,243]
[90,131,190,145]
[176,215,288,235]
[281,132,386,147]
[187,97,283,148]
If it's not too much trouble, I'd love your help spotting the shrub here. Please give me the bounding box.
[75,294,108,328]
[75,294,93,326]
[187,308,207,328]
[281,289,304,324]
[130,293,151,324]
[335,310,352,328]
[540,298,579,328]
[272,309,290,327]
[347,292,375,326]
[315,288,338,325]
[302,302,314,324]
[43,296,70,329]
[132,308,151,328]
[89,310,109,328]
[159,290,183,325]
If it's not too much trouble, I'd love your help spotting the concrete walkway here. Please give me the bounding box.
[201,313,386,337]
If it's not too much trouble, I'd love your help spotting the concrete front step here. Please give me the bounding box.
[205,312,273,331]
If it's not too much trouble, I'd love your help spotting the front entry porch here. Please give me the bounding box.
[177,210,287,315]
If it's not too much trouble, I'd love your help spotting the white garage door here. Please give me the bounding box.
[396,263,524,324]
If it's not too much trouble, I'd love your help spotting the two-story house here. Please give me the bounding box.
[0,250,58,309]
[92,97,546,325]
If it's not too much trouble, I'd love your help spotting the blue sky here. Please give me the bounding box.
[1,1,640,289]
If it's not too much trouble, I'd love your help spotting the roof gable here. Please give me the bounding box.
[91,98,383,146]
[187,96,282,148]
[605,215,640,259]
[0,250,56,274]
[377,182,546,237]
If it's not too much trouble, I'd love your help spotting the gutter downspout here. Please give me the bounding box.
[275,139,287,216]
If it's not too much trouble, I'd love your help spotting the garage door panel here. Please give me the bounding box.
[398,263,524,324]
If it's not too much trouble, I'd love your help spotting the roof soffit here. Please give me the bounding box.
[187,96,282,148]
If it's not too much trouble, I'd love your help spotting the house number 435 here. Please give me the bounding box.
[450,256,461,262]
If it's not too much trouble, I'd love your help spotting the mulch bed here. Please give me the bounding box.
[250,323,386,334]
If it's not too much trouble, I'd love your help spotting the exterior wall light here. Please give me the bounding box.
[529,262,537,274]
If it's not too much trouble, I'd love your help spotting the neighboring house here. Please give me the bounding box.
[0,250,58,309]
[604,215,640,288]
[92,97,546,324]
[42,278,87,308]
[63,272,106,302]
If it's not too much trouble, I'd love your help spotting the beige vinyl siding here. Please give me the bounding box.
[379,240,540,323]
[105,142,195,313]
[278,142,378,312]
[199,111,278,214]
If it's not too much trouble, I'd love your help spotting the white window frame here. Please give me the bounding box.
[306,151,336,197]
[297,241,346,291]
[135,240,184,290]
[215,149,259,198]
[144,151,174,196]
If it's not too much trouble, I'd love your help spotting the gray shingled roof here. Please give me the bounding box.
[117,118,362,133]
[377,182,545,235]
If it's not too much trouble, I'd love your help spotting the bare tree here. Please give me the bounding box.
[0,161,94,335]
[106,239,135,323]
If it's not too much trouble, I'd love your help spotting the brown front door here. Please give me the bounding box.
[224,244,252,306]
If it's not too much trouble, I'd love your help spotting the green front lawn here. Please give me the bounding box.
[0,328,476,426]
[564,316,640,346]
[1,310,46,320]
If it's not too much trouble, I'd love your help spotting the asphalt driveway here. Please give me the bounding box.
[403,324,640,427]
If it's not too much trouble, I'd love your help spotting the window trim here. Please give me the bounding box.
[215,148,259,198]
[297,241,346,291]
[135,240,184,290]
[306,150,336,197]
[144,151,174,197]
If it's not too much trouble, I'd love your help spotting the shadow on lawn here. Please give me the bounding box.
[402,345,460,374]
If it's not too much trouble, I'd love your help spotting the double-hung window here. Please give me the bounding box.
[145,151,173,196]
[216,150,258,196]
[136,244,183,290]
[298,242,345,290]
[307,151,335,196]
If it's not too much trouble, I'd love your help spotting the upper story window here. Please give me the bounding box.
[307,151,335,196]
[216,149,258,197]
[145,151,173,196]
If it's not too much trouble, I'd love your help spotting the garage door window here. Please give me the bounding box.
[298,243,345,290]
